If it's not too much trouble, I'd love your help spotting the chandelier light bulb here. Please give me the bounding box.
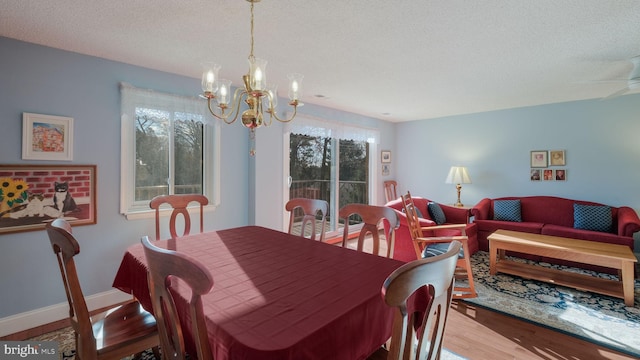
[201,62,220,95]
[216,79,232,106]
[287,73,303,101]
[249,57,267,91]
[266,83,278,109]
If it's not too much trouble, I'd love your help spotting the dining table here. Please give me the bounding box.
[112,225,408,360]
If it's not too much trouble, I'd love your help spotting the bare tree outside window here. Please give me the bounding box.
[289,133,369,235]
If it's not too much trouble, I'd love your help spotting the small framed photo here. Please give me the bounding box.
[22,113,74,161]
[543,169,553,181]
[530,169,541,181]
[382,164,390,176]
[555,169,567,181]
[530,150,548,168]
[381,150,391,163]
[549,150,566,166]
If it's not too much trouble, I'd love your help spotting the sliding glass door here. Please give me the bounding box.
[289,132,370,239]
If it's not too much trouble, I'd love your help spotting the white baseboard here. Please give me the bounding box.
[0,289,132,337]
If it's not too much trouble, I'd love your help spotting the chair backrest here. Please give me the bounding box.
[45,219,96,353]
[401,191,424,238]
[339,203,399,257]
[285,198,329,241]
[384,180,398,203]
[382,241,460,360]
[150,194,209,240]
[142,236,214,360]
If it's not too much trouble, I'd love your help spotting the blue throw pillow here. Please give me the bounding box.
[493,200,522,222]
[402,206,424,219]
[427,202,446,225]
[422,242,464,259]
[574,204,612,232]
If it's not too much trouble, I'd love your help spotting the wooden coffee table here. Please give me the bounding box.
[488,229,637,306]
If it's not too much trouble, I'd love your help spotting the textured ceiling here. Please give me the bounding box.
[2,0,640,122]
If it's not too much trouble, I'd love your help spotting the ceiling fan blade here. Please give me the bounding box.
[601,86,630,100]
[585,55,640,100]
[577,79,627,84]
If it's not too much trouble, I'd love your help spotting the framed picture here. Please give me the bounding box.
[0,164,96,234]
[381,150,391,163]
[22,113,74,161]
[530,150,548,168]
[530,169,541,181]
[543,169,553,181]
[555,169,567,181]
[549,150,566,166]
[382,164,390,176]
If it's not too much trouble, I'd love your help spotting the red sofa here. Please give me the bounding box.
[471,196,640,272]
[384,197,479,263]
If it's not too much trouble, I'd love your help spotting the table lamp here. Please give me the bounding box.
[445,166,472,207]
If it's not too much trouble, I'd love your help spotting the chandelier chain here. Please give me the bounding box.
[249,1,255,61]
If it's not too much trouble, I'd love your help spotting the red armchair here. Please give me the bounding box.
[384,196,479,262]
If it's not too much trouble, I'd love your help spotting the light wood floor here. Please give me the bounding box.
[445,300,636,360]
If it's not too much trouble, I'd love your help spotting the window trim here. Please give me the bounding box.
[119,83,220,219]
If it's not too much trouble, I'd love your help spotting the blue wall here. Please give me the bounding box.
[395,97,640,212]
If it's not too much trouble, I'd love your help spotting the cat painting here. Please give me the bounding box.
[0,181,82,221]
[52,181,78,214]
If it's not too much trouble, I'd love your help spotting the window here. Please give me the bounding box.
[286,116,378,238]
[120,83,219,218]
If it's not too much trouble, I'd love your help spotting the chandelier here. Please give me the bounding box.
[200,0,303,138]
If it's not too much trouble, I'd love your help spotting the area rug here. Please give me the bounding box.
[465,251,640,357]
[28,327,467,359]
[26,326,155,359]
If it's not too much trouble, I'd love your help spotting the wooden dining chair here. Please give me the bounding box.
[150,194,208,240]
[401,191,476,298]
[339,203,399,257]
[285,198,329,241]
[369,241,460,360]
[383,180,398,203]
[142,236,214,360]
[45,219,159,360]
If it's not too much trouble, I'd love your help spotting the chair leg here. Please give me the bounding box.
[152,346,162,360]
[452,241,477,299]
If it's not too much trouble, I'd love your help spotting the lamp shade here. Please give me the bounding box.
[445,166,472,184]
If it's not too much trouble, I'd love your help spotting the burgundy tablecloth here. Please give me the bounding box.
[113,226,406,360]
